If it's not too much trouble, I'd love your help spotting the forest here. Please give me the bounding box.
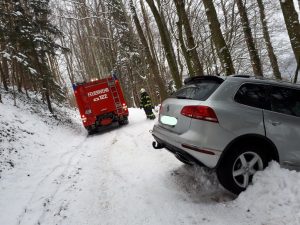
[0,0,300,112]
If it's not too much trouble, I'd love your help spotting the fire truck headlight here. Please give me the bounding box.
[81,115,87,123]
[122,103,128,110]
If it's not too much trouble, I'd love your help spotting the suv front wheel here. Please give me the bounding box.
[217,144,269,194]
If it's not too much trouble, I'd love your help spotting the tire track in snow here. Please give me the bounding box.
[45,129,119,224]
[67,130,121,221]
[17,136,88,225]
[18,122,148,225]
[118,125,147,148]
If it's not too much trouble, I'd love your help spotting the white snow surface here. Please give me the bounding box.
[1,92,300,225]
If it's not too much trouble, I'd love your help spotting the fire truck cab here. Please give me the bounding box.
[73,76,129,134]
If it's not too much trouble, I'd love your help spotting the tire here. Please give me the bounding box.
[118,117,128,126]
[87,126,97,135]
[87,128,96,135]
[175,153,194,166]
[216,144,269,195]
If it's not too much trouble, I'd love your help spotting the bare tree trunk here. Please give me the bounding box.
[176,37,184,79]
[31,38,54,113]
[140,0,169,87]
[12,61,17,106]
[236,0,263,76]
[280,0,300,82]
[43,75,53,114]
[140,1,159,68]
[75,21,93,81]
[203,0,235,75]
[173,0,204,76]
[211,39,219,75]
[45,88,53,113]
[16,63,23,93]
[257,0,281,79]
[130,0,168,100]
[145,0,182,88]
[294,63,299,83]
[1,58,9,91]
[61,40,75,83]
[176,20,194,76]
[0,65,2,103]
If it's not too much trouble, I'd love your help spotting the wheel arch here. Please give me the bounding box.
[216,134,279,169]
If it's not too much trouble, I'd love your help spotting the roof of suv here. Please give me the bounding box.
[184,75,224,85]
[227,75,300,89]
[183,75,300,89]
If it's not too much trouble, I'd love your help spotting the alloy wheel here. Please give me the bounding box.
[232,151,264,188]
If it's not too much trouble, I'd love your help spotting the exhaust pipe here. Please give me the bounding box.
[152,141,164,149]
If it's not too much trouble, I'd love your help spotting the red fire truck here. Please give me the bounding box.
[73,76,129,134]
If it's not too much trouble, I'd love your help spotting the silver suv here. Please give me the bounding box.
[152,75,300,194]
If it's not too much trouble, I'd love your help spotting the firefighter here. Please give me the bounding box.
[140,88,156,120]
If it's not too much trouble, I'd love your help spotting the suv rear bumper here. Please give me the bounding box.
[152,134,206,166]
[152,124,222,168]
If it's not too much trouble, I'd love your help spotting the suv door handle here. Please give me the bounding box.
[269,120,281,126]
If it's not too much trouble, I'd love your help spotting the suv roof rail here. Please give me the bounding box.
[184,75,224,85]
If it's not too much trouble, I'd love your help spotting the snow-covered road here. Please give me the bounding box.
[1,105,300,225]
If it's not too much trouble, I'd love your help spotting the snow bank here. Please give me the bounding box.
[234,162,300,225]
[0,89,86,225]
[0,88,84,178]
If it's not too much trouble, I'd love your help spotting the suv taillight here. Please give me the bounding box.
[180,105,218,123]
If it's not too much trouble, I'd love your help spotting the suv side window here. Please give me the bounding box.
[234,83,267,109]
[270,86,300,117]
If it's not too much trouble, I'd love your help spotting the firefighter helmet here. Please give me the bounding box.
[140,88,146,93]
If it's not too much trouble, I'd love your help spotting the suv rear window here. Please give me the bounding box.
[234,83,267,109]
[270,86,300,117]
[172,81,221,101]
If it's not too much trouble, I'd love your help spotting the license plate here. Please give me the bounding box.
[160,115,178,126]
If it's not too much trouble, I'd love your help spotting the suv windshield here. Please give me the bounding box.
[172,80,221,101]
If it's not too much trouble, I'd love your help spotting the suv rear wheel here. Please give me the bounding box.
[217,144,269,194]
